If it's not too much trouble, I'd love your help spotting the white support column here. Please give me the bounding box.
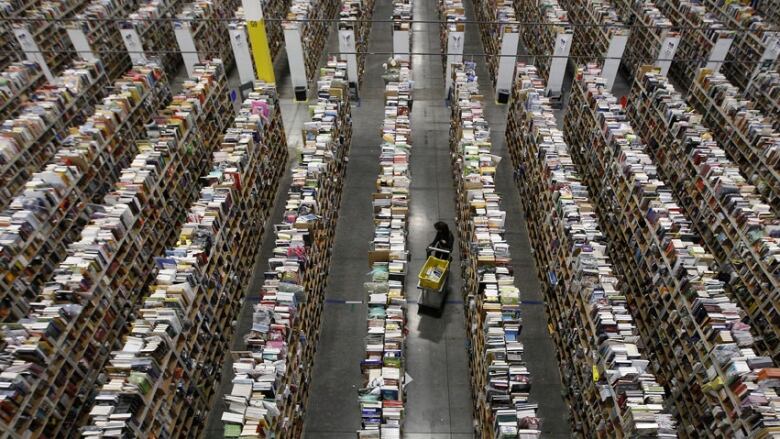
[495,29,519,103]
[393,27,410,61]
[66,26,98,63]
[546,31,572,96]
[120,25,147,64]
[284,24,307,100]
[654,33,680,76]
[602,32,628,91]
[14,26,53,81]
[339,28,358,88]
[174,20,200,78]
[229,22,255,86]
[705,34,734,72]
[444,29,464,95]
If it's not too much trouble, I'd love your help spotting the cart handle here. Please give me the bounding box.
[426,245,451,255]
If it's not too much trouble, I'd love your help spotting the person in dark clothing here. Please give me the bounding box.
[427,221,454,259]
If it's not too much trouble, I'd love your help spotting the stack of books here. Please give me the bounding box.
[0,61,45,122]
[743,70,779,131]
[392,0,412,34]
[653,0,734,89]
[621,1,678,78]
[0,60,232,438]
[563,65,780,437]
[66,0,143,81]
[628,67,780,362]
[120,0,185,76]
[472,0,518,84]
[438,0,465,79]
[0,63,170,322]
[284,0,341,82]
[515,0,572,84]
[84,81,287,439]
[0,59,108,210]
[449,61,541,438]
[359,59,413,439]
[220,58,352,439]
[0,3,23,71]
[507,62,677,437]
[689,68,780,217]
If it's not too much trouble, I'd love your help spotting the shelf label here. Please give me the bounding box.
[445,31,464,97]
[229,23,255,86]
[654,34,680,76]
[66,26,98,63]
[283,26,307,100]
[546,32,572,96]
[339,29,359,89]
[14,26,53,81]
[603,33,628,91]
[393,29,410,62]
[120,27,147,65]
[495,31,519,102]
[173,20,200,78]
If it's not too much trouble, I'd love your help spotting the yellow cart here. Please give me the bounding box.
[417,246,451,309]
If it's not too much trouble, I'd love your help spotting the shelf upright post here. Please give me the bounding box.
[546,30,572,97]
[746,31,779,91]
[602,30,628,90]
[120,22,147,64]
[705,33,734,72]
[284,21,308,101]
[65,24,98,63]
[174,19,200,78]
[339,27,359,92]
[14,25,53,80]
[393,21,410,61]
[495,26,519,103]
[654,32,680,76]
[242,0,275,83]
[444,25,464,96]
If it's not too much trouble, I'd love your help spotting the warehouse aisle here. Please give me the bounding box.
[401,0,475,437]
[202,36,324,438]
[301,2,392,437]
[461,1,572,436]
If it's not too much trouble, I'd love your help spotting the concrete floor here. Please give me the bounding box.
[202,0,641,437]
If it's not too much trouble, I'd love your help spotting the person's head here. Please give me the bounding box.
[434,221,449,234]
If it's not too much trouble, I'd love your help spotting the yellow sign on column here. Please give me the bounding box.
[247,20,275,83]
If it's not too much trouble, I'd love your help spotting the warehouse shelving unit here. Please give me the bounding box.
[174,0,241,77]
[0,59,108,211]
[0,63,170,322]
[283,0,340,92]
[338,0,376,95]
[449,61,541,439]
[120,0,184,77]
[515,0,572,101]
[507,62,676,438]
[620,1,680,78]
[65,0,142,82]
[220,59,352,438]
[84,80,287,439]
[564,66,780,437]
[627,67,780,361]
[687,68,780,216]
[472,0,518,87]
[654,0,734,90]
[439,0,465,95]
[703,0,779,116]
[559,0,629,90]
[357,58,412,439]
[0,60,232,438]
